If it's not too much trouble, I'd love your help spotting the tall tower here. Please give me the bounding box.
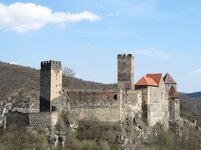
[117,54,134,90]
[40,60,62,112]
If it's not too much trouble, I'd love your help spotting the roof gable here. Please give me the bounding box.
[135,76,158,87]
[163,73,177,84]
[146,73,162,85]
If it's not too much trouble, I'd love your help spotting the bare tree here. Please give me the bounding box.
[63,67,75,87]
[63,67,75,78]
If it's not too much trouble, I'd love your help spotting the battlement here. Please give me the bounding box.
[118,54,133,58]
[41,60,61,70]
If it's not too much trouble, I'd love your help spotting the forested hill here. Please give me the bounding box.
[0,61,116,98]
[187,92,201,98]
[180,92,201,126]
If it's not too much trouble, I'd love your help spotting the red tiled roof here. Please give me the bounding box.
[135,76,159,87]
[169,86,180,98]
[146,74,162,85]
[163,73,177,84]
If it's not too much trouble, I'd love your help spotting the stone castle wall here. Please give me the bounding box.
[5,111,29,129]
[66,89,121,122]
[63,88,143,123]
[120,90,142,120]
[5,111,58,129]
[29,112,58,129]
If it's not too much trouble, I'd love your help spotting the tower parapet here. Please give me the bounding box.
[41,61,61,71]
[117,54,133,58]
[117,54,134,90]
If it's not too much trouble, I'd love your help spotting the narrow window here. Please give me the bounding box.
[113,94,117,100]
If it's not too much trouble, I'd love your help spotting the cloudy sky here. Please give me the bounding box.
[0,0,201,93]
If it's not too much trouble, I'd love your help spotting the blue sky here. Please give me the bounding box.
[0,0,201,93]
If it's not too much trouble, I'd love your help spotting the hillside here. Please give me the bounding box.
[0,62,39,98]
[187,92,201,98]
[0,61,116,99]
[180,93,201,126]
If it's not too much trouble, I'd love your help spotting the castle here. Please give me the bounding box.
[4,54,180,130]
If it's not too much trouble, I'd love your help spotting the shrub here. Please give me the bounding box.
[0,128,49,150]
[146,124,201,150]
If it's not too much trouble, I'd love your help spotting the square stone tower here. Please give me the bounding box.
[168,86,180,121]
[117,54,134,90]
[40,60,62,112]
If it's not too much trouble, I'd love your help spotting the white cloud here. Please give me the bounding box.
[133,47,169,60]
[189,68,201,75]
[0,2,101,32]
